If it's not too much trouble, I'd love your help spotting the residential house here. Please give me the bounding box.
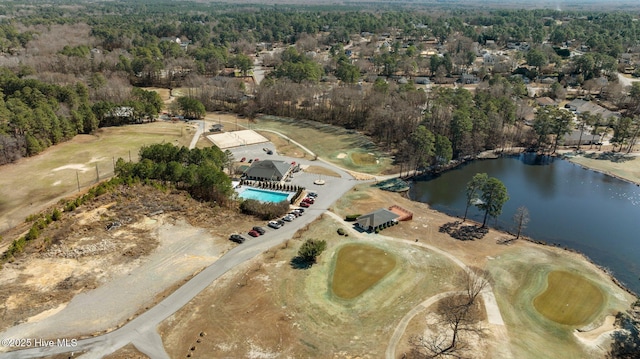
[355,209,399,232]
[563,130,601,146]
[566,99,621,120]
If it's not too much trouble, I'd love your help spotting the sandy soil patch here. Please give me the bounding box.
[575,315,617,345]
[0,184,253,340]
[336,153,347,159]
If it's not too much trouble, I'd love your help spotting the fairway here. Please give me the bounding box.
[255,115,394,174]
[331,243,396,299]
[0,121,195,233]
[533,271,605,326]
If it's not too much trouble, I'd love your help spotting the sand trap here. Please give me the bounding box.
[52,180,62,186]
[574,315,616,345]
[336,153,347,159]
[52,164,91,172]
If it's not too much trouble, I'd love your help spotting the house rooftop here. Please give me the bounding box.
[244,160,292,181]
[356,208,399,230]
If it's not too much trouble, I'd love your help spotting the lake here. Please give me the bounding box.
[409,153,640,295]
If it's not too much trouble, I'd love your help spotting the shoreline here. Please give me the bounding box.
[405,150,640,298]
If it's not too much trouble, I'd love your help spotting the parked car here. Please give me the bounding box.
[229,234,246,243]
[302,198,314,204]
[289,211,300,217]
[268,221,282,229]
[248,159,253,163]
[283,215,294,222]
[307,191,318,198]
[277,219,286,226]
[266,149,273,155]
[300,201,310,208]
[248,230,260,237]
[295,208,305,214]
[252,226,266,235]
[240,157,246,162]
[254,158,260,162]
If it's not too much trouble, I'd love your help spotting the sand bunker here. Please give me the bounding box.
[574,315,616,346]
[52,164,91,172]
[336,153,347,159]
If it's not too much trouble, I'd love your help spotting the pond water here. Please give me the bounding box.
[409,153,640,295]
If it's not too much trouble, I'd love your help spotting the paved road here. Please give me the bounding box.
[0,148,357,359]
[188,120,204,150]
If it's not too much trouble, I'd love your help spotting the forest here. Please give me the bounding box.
[1,0,640,169]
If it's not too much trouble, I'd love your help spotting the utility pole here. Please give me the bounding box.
[76,171,80,192]
[95,163,100,183]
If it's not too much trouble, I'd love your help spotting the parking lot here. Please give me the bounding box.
[227,141,357,242]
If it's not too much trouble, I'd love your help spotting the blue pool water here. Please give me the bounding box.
[239,188,289,203]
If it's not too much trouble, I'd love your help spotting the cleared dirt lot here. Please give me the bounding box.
[0,184,252,339]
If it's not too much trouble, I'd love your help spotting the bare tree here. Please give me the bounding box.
[409,269,488,358]
[513,206,530,240]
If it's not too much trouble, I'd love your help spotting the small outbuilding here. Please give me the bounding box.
[356,208,400,232]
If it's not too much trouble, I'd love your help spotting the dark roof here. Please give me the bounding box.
[244,160,292,180]
[356,209,399,229]
[568,99,620,119]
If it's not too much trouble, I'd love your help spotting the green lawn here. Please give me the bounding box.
[0,121,194,232]
[533,271,605,326]
[331,243,397,299]
[254,116,395,175]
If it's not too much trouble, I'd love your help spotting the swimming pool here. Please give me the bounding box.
[238,188,290,203]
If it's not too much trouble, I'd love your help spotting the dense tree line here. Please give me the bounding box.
[0,69,96,164]
[114,143,232,204]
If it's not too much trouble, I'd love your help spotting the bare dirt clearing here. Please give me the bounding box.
[0,184,249,340]
[0,121,195,234]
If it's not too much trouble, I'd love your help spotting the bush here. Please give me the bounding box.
[345,214,361,221]
[297,239,327,264]
[337,228,345,236]
[240,199,289,220]
[51,209,62,221]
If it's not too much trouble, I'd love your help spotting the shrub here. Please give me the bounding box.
[374,228,380,234]
[51,209,62,221]
[345,214,361,221]
[297,239,327,264]
[337,228,345,236]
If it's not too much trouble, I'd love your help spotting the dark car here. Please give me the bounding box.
[252,226,266,235]
[248,158,253,163]
[229,234,246,243]
[277,219,286,226]
[248,230,260,237]
[266,150,273,155]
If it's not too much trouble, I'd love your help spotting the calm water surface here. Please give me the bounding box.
[409,154,640,295]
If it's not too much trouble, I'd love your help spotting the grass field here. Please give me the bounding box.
[0,121,195,233]
[331,243,397,299]
[487,246,634,358]
[533,270,605,326]
[254,115,395,174]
